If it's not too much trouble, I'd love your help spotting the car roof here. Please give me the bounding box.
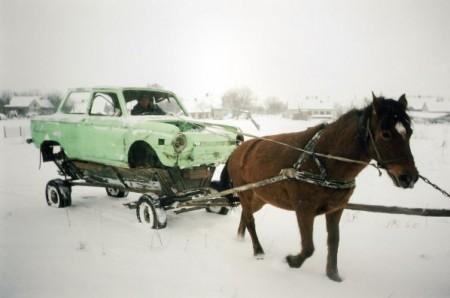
[67,87,175,95]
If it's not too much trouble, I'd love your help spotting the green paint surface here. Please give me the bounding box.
[31,87,240,169]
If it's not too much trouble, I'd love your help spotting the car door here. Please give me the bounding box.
[81,92,127,166]
[58,91,92,159]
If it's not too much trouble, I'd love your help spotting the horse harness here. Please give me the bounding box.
[189,125,357,206]
[284,125,356,189]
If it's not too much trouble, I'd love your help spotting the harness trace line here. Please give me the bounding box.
[238,131,384,175]
[290,128,356,189]
[198,119,450,199]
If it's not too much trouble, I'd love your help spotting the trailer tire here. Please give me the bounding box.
[46,179,72,208]
[205,182,230,215]
[105,187,128,198]
[206,206,230,215]
[136,195,167,229]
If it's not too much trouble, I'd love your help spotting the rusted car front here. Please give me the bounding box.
[31,87,242,198]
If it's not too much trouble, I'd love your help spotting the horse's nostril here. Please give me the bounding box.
[399,175,411,184]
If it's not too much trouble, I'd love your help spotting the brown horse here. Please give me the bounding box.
[220,93,418,282]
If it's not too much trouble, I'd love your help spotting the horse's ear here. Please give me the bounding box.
[371,92,380,115]
[398,94,407,110]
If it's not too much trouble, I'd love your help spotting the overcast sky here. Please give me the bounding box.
[1,0,449,104]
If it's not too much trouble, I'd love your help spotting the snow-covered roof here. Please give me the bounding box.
[7,96,38,107]
[300,100,334,111]
[38,98,54,109]
[408,111,449,120]
[287,98,335,111]
[6,96,54,109]
[184,94,222,113]
[407,96,450,113]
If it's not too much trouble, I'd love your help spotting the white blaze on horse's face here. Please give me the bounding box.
[395,122,407,139]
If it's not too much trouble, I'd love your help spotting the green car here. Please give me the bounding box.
[31,87,242,227]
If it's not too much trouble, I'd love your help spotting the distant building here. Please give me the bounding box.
[184,93,226,119]
[406,95,450,123]
[190,109,213,119]
[284,98,336,120]
[5,96,54,117]
[407,95,450,113]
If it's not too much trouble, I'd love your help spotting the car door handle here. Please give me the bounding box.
[81,118,93,126]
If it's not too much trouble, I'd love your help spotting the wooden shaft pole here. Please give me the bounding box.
[345,203,450,217]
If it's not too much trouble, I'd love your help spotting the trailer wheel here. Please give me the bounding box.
[105,187,128,198]
[136,195,167,229]
[46,179,72,208]
[205,184,230,215]
[206,206,230,215]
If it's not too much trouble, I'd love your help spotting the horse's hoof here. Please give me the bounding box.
[286,255,302,268]
[327,271,343,282]
[254,253,265,260]
[236,234,245,242]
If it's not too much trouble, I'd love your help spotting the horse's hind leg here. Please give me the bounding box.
[238,193,265,258]
[237,212,247,239]
[325,209,344,282]
[286,209,315,268]
[237,195,265,239]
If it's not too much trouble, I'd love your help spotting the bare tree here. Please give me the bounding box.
[46,91,63,110]
[0,90,12,114]
[265,96,287,114]
[222,87,257,118]
[0,90,12,104]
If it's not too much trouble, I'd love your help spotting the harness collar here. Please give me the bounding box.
[289,126,356,190]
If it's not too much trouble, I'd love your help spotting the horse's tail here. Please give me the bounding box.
[212,160,238,204]
[218,161,232,192]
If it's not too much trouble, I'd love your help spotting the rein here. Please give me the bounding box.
[238,130,384,174]
[197,115,450,198]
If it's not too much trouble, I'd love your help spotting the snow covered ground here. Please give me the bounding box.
[1,116,449,298]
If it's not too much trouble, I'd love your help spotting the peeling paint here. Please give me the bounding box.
[31,87,240,170]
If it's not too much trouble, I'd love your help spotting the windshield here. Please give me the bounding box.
[123,90,188,116]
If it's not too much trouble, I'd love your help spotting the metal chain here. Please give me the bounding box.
[419,174,450,199]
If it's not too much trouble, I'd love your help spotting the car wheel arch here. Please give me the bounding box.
[128,140,163,168]
[41,140,63,162]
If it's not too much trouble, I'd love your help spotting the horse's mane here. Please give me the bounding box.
[329,96,411,151]
[326,106,370,151]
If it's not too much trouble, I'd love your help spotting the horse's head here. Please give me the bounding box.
[366,93,418,188]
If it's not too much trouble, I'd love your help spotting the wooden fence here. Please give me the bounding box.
[2,125,30,138]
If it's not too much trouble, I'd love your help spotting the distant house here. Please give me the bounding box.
[5,96,54,117]
[190,109,213,119]
[406,95,450,123]
[407,95,450,112]
[284,98,336,120]
[184,94,225,119]
[211,108,229,120]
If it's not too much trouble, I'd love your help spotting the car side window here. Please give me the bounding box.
[90,93,122,116]
[61,92,91,114]
[126,99,137,114]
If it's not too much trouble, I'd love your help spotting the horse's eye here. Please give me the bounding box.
[381,131,392,140]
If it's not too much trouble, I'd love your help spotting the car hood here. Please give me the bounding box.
[126,115,241,134]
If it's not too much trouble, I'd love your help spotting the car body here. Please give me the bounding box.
[31,87,242,195]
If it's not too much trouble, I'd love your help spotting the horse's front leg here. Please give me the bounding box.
[326,209,344,282]
[286,209,315,268]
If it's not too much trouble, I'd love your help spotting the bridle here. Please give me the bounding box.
[365,117,411,170]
